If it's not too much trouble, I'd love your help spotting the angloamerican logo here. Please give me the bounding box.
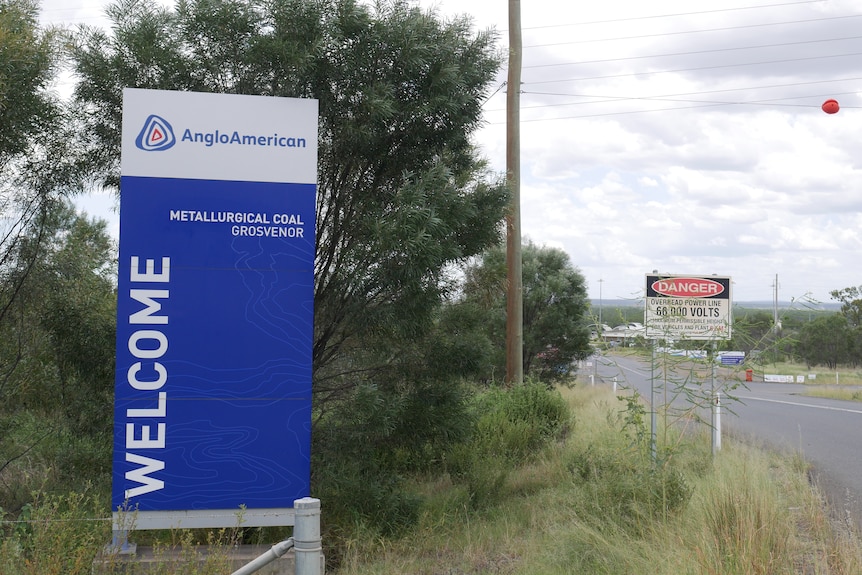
[134,114,309,152]
[135,114,176,151]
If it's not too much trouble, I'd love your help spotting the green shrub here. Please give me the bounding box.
[471,381,571,463]
[0,489,108,575]
[311,379,477,538]
[443,382,571,509]
[444,444,508,510]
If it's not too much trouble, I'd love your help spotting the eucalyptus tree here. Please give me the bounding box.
[462,242,592,382]
[0,0,74,395]
[68,0,508,525]
[0,0,61,165]
[830,286,862,329]
[796,313,852,370]
[69,0,509,407]
[0,201,117,507]
[0,0,63,282]
[727,310,774,353]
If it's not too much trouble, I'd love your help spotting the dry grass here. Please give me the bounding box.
[3,386,862,575]
[333,386,862,575]
[749,362,862,386]
[804,387,862,402]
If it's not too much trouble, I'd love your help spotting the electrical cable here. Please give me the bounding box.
[525,36,862,67]
[520,0,828,30]
[522,14,862,49]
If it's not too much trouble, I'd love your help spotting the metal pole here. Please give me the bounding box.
[714,391,722,453]
[107,508,136,555]
[230,539,295,575]
[505,0,523,384]
[294,497,322,575]
[108,529,136,555]
[598,278,603,327]
[710,342,717,455]
[650,340,656,461]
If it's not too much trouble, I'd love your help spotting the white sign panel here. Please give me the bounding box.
[644,274,732,341]
[121,88,318,183]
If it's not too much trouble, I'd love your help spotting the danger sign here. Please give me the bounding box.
[644,274,732,340]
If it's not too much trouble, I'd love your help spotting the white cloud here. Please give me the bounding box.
[42,0,862,302]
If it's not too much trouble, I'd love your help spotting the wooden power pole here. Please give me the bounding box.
[505,0,523,384]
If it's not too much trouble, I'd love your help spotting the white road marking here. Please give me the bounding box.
[737,395,862,415]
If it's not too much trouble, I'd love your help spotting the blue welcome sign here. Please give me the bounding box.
[114,89,318,529]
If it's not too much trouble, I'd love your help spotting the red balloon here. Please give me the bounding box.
[822,99,840,114]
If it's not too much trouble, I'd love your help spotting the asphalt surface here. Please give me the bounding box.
[586,351,862,526]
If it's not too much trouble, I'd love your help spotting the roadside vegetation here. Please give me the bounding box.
[4,1,862,573]
[805,386,862,401]
[329,385,862,575]
[747,362,862,387]
[4,384,862,574]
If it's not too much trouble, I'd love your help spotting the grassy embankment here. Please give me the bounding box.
[3,384,862,574]
[749,361,862,402]
[333,385,862,575]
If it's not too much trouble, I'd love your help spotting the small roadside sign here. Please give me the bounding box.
[719,352,745,365]
[644,274,732,341]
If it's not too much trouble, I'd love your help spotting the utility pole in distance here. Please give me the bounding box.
[598,277,604,327]
[505,0,523,384]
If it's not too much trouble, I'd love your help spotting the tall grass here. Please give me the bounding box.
[3,385,862,574]
[690,452,796,574]
[0,488,255,575]
[435,382,569,512]
[0,489,109,575]
[805,387,862,402]
[333,385,862,574]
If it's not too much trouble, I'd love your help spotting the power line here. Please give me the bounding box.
[522,76,862,101]
[523,14,862,48]
[524,35,862,66]
[520,0,827,30]
[481,77,862,109]
[526,46,862,71]
[521,50,862,78]
[482,77,862,112]
[518,89,861,109]
[482,81,507,104]
[488,97,861,124]
[510,76,862,103]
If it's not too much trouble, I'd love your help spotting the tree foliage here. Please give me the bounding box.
[0,200,116,508]
[727,309,774,353]
[69,0,508,404]
[462,241,592,382]
[0,2,110,511]
[0,0,59,272]
[0,0,61,165]
[796,313,853,369]
[830,285,862,329]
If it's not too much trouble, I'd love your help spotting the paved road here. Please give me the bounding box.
[586,352,862,525]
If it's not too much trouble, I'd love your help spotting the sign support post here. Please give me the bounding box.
[644,274,732,458]
[650,340,657,462]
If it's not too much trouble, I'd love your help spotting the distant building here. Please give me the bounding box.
[601,323,645,346]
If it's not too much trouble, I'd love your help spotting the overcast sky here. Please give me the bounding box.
[40,0,862,304]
